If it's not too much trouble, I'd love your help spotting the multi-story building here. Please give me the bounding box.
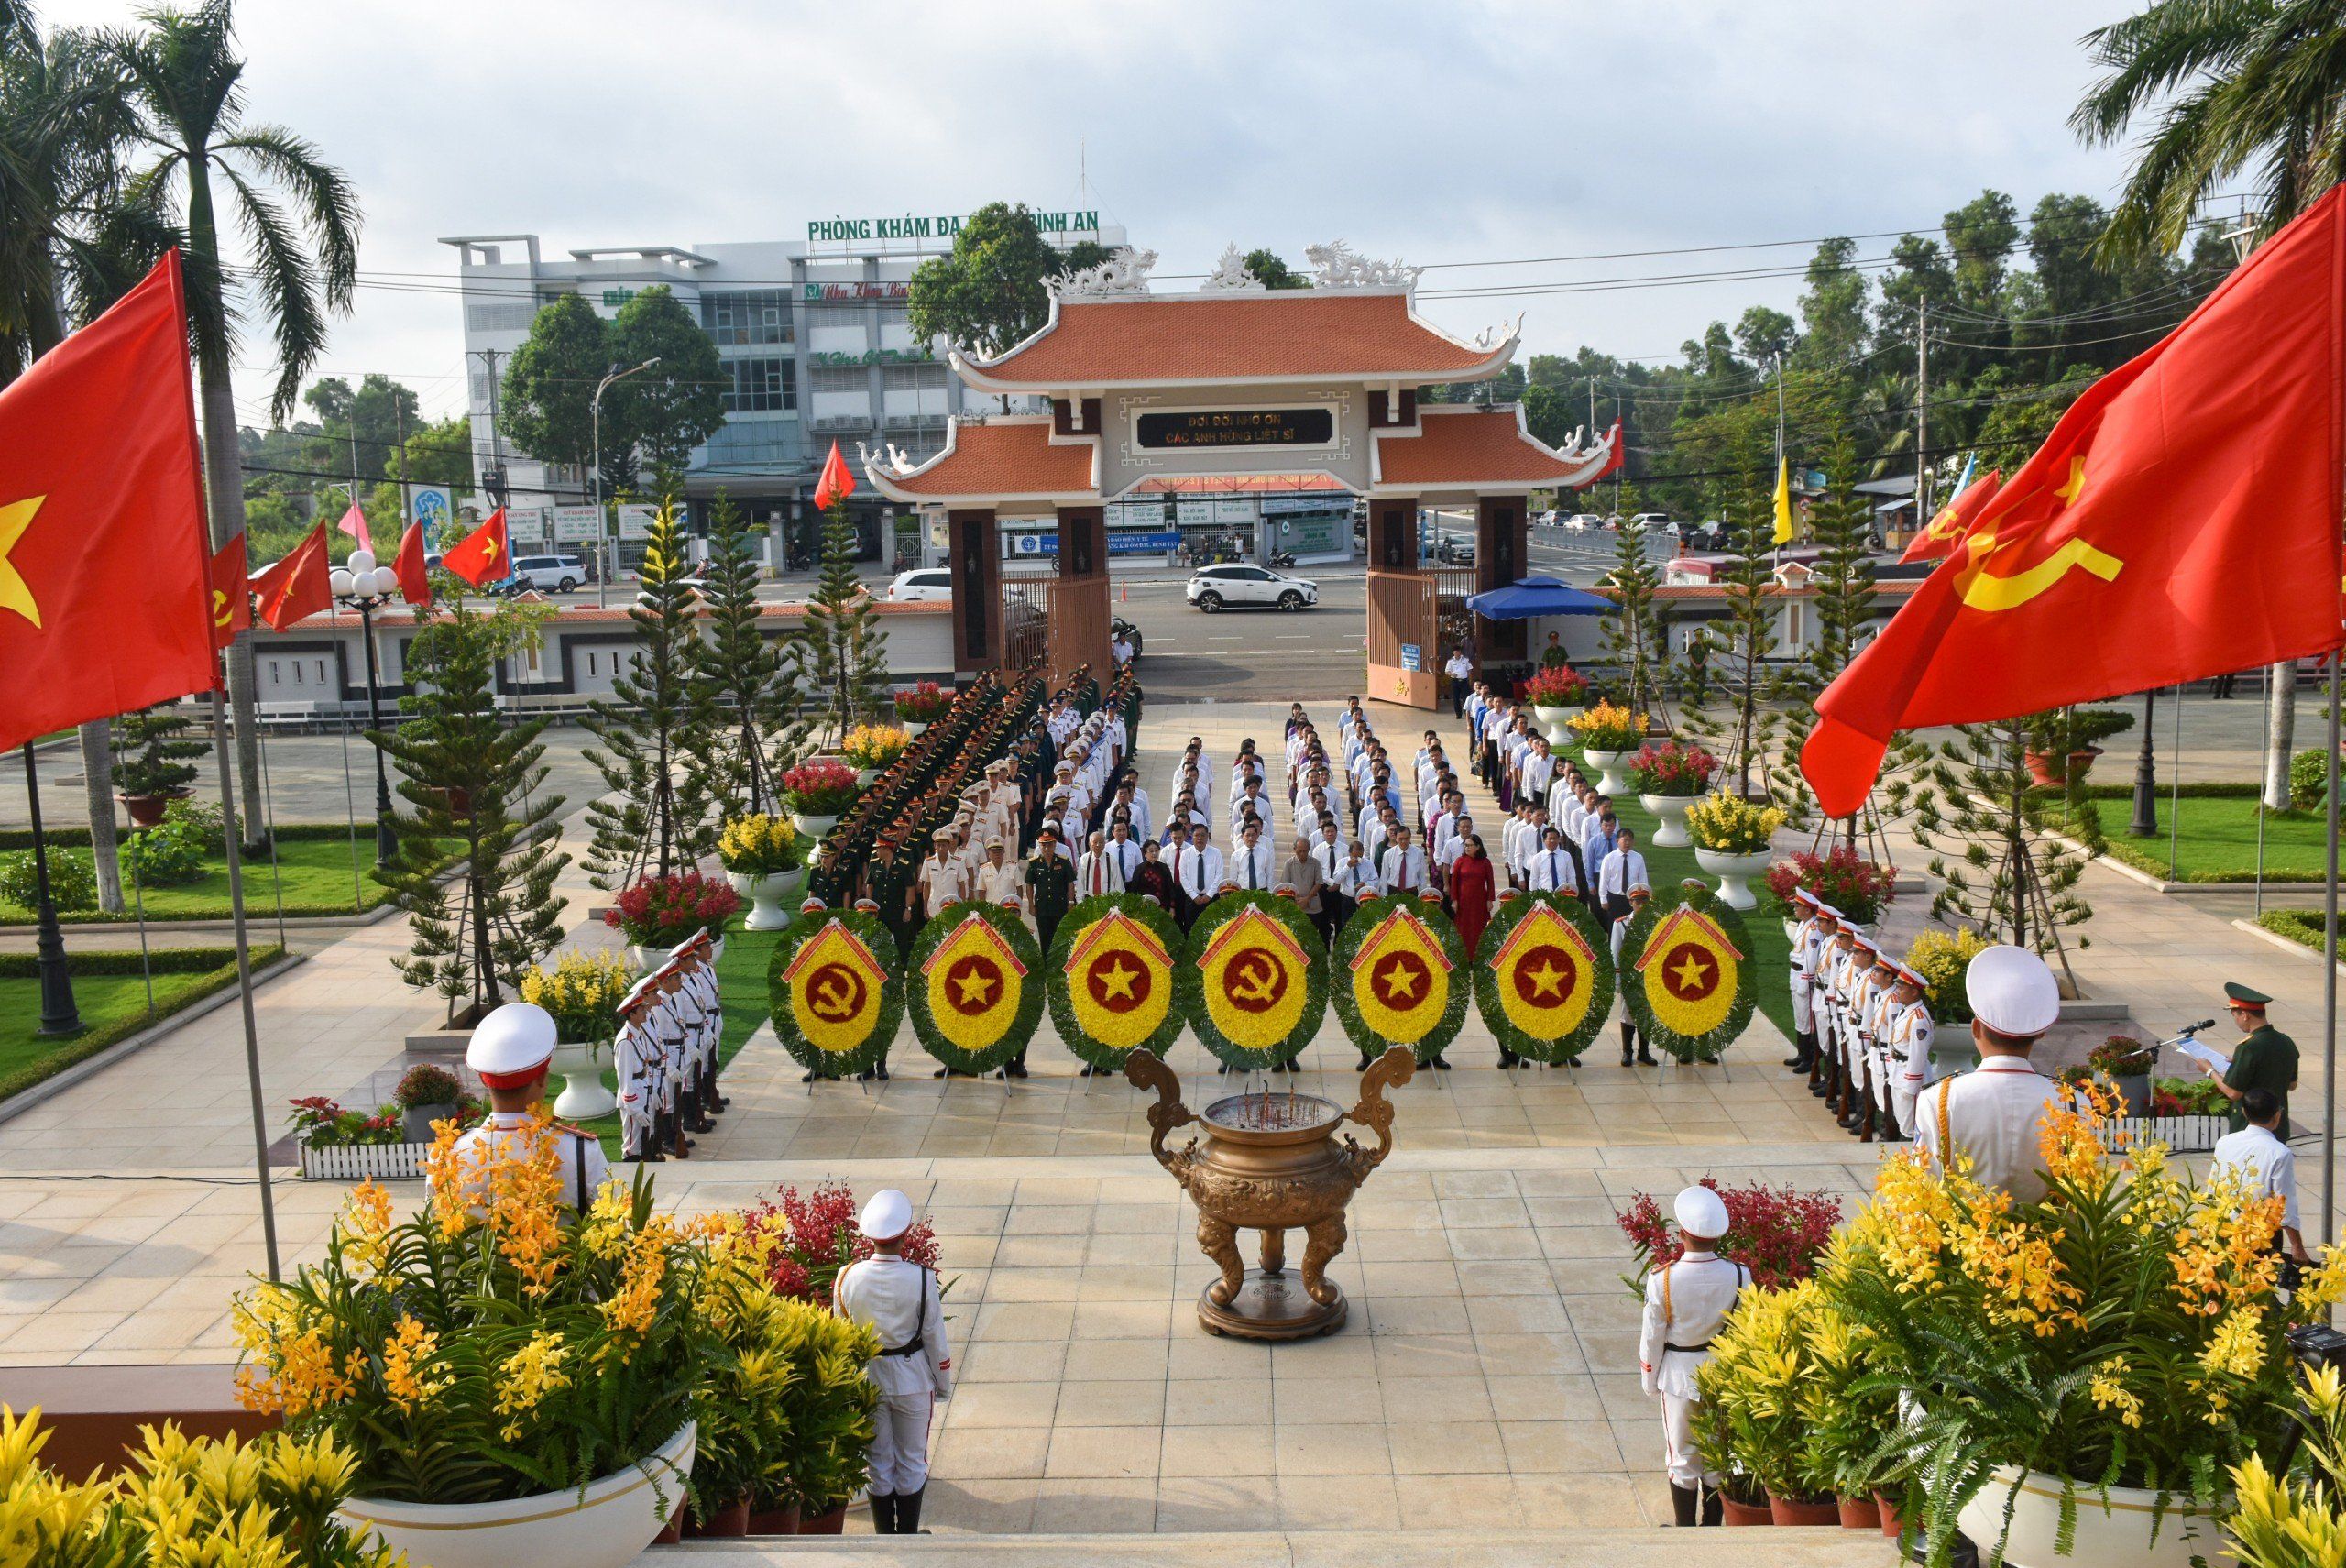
[440,210,1124,565]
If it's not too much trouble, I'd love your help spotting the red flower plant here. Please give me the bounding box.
[1614,1178,1842,1294]
[1764,848,1897,926]
[781,761,862,816]
[1520,666,1590,707]
[1625,740,1718,796]
[602,871,741,948]
[742,1180,942,1307]
[893,682,954,723]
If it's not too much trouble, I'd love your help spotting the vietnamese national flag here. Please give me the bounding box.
[250,520,332,631]
[335,500,372,556]
[0,249,217,751]
[393,519,433,608]
[441,507,509,587]
[1899,465,2003,565]
[813,440,856,510]
[208,535,250,651]
[1802,185,2346,819]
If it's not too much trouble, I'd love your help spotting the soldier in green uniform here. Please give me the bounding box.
[860,833,918,1083]
[806,839,850,912]
[2203,981,2299,1137]
[1014,828,1076,1081]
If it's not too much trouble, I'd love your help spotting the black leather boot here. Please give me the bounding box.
[868,1493,895,1533]
[1619,1022,1635,1067]
[1700,1487,1722,1526]
[1671,1482,1698,1528]
[897,1486,928,1534]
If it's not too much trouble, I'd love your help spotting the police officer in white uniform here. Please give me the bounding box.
[1783,890,1829,1074]
[1638,1185,1742,1527]
[1887,962,1935,1142]
[834,1190,953,1535]
[452,1003,610,1209]
[1913,944,2066,1203]
[614,978,663,1163]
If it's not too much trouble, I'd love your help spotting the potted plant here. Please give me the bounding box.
[1521,666,1591,742]
[521,950,635,1119]
[717,814,804,930]
[1698,1280,1842,1525]
[893,681,952,737]
[289,1096,420,1179]
[742,1179,943,1304]
[839,724,909,786]
[393,1063,463,1143]
[1567,699,1649,795]
[603,872,741,970]
[1615,1179,1843,1295]
[1765,850,1896,938]
[1685,794,1787,909]
[1628,740,1719,848]
[1690,1393,1772,1526]
[756,1298,888,1534]
[2023,706,2135,787]
[1798,1299,1902,1531]
[125,808,211,886]
[236,1136,717,1568]
[112,704,203,826]
[2085,1032,2157,1117]
[781,760,861,836]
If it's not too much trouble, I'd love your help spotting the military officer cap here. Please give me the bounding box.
[1673,1184,1730,1239]
[618,977,660,1014]
[1420,889,1444,904]
[1037,824,1060,839]
[1848,934,1878,955]
[987,838,1005,850]
[1055,761,1074,775]
[1002,894,1024,910]
[1894,964,1928,990]
[1273,882,1297,898]
[2223,981,2274,1011]
[1628,881,1651,896]
[799,896,828,913]
[853,896,881,913]
[1217,878,1240,894]
[1966,944,2061,1036]
[1791,888,1821,908]
[1814,901,1843,921]
[468,1002,557,1089]
[932,828,954,841]
[861,1189,913,1241]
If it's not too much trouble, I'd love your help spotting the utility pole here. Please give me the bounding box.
[1914,297,1930,532]
[395,398,410,535]
[469,346,509,513]
[1612,394,1623,517]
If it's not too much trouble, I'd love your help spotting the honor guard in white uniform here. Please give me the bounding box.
[1784,891,1831,1076]
[1821,927,1863,1125]
[672,934,726,1124]
[662,957,712,1135]
[614,978,663,1163]
[1887,963,1934,1141]
[835,1190,953,1535]
[1913,945,2066,1203]
[452,1003,610,1210]
[1860,947,1903,1142]
[919,829,969,918]
[1639,1185,1742,1527]
[650,962,696,1157]
[1837,935,1881,1135]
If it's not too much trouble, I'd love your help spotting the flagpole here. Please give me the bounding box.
[210,685,282,1282]
[2325,648,2339,1254]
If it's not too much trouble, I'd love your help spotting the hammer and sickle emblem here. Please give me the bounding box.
[1954,456,2121,612]
[212,588,233,629]
[1229,957,1280,1003]
[811,977,855,1018]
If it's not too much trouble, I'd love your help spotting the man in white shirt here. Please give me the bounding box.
[1581,806,1620,910]
[1076,829,1125,900]
[1102,819,1143,886]
[973,839,1023,907]
[1173,823,1226,927]
[1528,827,1582,894]
[1596,827,1647,926]
[1111,630,1135,666]
[1520,737,1555,804]
[1434,813,1475,885]
[2211,1089,2309,1262]
[1912,945,2068,1205]
[1443,646,1474,717]
[1231,819,1276,891]
[1379,824,1428,897]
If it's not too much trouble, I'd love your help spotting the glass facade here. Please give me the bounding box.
[721,356,797,412]
[702,290,794,345]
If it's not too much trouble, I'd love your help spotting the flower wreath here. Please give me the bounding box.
[1617,884,1757,1063]
[1330,894,1468,1067]
[767,907,904,1080]
[1045,893,1189,1072]
[1471,892,1617,1065]
[1176,889,1329,1071]
[904,900,1047,1076]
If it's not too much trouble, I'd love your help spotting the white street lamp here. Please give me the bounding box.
[592,357,662,608]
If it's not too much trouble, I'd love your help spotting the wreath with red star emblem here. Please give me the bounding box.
[904,900,1046,1076]
[1471,892,1617,1065]
[1330,895,1468,1067]
[1046,893,1188,1072]
[1617,884,1757,1063]
[768,906,904,1080]
[1177,889,1329,1071]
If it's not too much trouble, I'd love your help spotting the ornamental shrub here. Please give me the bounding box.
[716,813,800,876]
[838,724,910,772]
[1567,700,1646,752]
[394,1063,463,1109]
[742,1179,941,1306]
[602,870,741,948]
[1683,793,1785,855]
[893,681,954,723]
[1902,927,1992,1022]
[520,949,635,1043]
[2290,747,2330,810]
[781,760,861,816]
[0,847,95,912]
[125,816,210,886]
[1614,1178,1842,1293]
[1626,740,1718,796]
[1766,848,1896,926]
[1520,666,1590,707]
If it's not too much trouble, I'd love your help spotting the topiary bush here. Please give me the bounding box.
[2290,748,2330,811]
[0,848,96,912]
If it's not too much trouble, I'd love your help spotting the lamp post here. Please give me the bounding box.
[2130,686,2159,837]
[591,356,661,609]
[330,548,404,865]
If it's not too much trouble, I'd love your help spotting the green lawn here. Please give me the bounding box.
[2093,795,2331,883]
[0,947,286,1102]
[0,837,453,924]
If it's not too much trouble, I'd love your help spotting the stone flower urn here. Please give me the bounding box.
[1124,1045,1415,1340]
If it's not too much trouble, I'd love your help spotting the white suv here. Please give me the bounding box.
[511,554,585,592]
[886,568,954,602]
[1185,564,1319,612]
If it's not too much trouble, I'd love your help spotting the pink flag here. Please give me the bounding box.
[336,501,372,556]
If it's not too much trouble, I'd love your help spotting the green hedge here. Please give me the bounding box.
[2077,781,2263,801]
[2100,834,2330,883]
[2259,909,2330,952]
[0,946,288,1104]
[0,948,252,978]
[0,822,356,851]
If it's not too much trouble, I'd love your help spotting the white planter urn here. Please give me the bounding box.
[1955,1465,2223,1568]
[550,1039,616,1119]
[902,719,928,737]
[1532,705,1576,746]
[624,945,663,972]
[789,810,839,839]
[729,867,804,931]
[1581,747,1632,796]
[1639,792,1697,848]
[855,768,878,787]
[1694,847,1773,910]
[337,1421,695,1568]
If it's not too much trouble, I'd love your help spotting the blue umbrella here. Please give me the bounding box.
[1463,576,1613,620]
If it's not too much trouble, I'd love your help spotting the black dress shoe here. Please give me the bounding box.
[933,1066,951,1079]
[1781,1055,1804,1069]
[1431,1056,1452,1070]
[1497,1048,1521,1068]
[1636,1050,1658,1066]
[876,1063,890,1080]
[1008,1059,1029,1079]
[800,1070,817,1083]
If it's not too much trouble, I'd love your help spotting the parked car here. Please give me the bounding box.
[510,554,586,593]
[1185,564,1320,612]
[886,567,954,602]
[1435,536,1476,565]
[1564,512,1601,532]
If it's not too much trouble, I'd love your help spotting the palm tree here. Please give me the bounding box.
[106,0,358,850]
[2071,0,2334,807]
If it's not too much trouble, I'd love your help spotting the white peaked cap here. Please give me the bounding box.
[467,1003,556,1087]
[861,1189,914,1241]
[1965,944,2061,1036]
[1673,1185,1730,1239]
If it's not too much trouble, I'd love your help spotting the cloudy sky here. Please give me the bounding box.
[43,0,2162,428]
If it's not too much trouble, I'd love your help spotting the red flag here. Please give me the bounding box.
[1586,419,1626,483]
[209,535,250,651]
[394,520,433,608]
[1899,467,2002,565]
[0,249,217,749]
[442,507,509,587]
[1801,187,2346,818]
[250,521,333,631]
[336,500,372,556]
[814,440,856,510]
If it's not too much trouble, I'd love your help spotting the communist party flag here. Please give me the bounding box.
[393,520,433,608]
[0,250,217,751]
[441,507,510,587]
[250,520,331,631]
[1802,185,2346,818]
[813,440,856,510]
[1899,464,2003,565]
[208,536,250,651]
[335,500,372,555]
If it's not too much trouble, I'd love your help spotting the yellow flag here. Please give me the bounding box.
[1772,457,1794,545]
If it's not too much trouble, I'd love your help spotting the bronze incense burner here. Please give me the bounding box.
[1124,1046,1414,1339]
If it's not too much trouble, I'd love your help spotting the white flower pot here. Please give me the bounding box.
[1639,792,1697,848]
[1694,847,1773,910]
[338,1421,695,1568]
[1582,747,1632,796]
[729,867,803,931]
[625,945,663,971]
[551,1038,616,1119]
[789,810,839,838]
[902,719,928,737]
[1532,705,1577,746]
[1956,1465,2222,1568]
[855,768,878,787]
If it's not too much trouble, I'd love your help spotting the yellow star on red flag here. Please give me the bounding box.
[0,495,45,629]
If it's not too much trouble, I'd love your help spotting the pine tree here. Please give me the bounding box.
[693,492,813,817]
[1598,485,1672,728]
[372,588,569,1022]
[111,706,205,799]
[1702,471,1784,800]
[801,496,891,745]
[581,499,719,890]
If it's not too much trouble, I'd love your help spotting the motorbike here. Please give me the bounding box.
[1267,548,1297,568]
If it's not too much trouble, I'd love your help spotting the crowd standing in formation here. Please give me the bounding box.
[611,930,727,1163]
